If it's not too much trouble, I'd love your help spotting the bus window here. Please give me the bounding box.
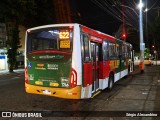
[122,44,126,58]
[81,34,90,62]
[122,44,130,58]
[27,27,73,53]
[128,46,131,58]
[109,42,116,59]
[103,40,109,60]
[115,44,119,58]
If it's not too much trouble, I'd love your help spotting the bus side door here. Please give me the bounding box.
[90,42,100,93]
[81,33,92,90]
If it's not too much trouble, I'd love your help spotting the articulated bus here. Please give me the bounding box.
[25,23,134,99]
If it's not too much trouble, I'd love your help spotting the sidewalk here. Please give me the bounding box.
[134,60,160,66]
[0,68,24,75]
[95,65,160,119]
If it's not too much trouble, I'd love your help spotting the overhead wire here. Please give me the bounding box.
[91,0,139,29]
[120,0,139,28]
[91,0,122,22]
[124,9,138,28]
[91,0,160,30]
[104,0,123,19]
[148,0,159,10]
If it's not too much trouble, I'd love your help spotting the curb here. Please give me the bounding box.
[0,69,24,75]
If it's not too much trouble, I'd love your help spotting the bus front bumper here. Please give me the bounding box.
[25,83,81,99]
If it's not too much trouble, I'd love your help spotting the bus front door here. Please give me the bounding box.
[91,43,99,93]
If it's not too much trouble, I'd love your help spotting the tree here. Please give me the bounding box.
[23,0,54,28]
[126,27,139,52]
[7,24,21,71]
[144,48,151,58]
[0,0,36,72]
[114,25,140,52]
[150,16,160,53]
[0,0,57,72]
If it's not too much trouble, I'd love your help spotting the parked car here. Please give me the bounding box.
[144,58,153,65]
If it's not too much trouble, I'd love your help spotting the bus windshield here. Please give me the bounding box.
[27,27,73,53]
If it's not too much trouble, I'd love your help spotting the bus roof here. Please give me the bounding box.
[26,23,116,41]
[27,23,78,31]
[26,23,131,46]
[81,25,116,42]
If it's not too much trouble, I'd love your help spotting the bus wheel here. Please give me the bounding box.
[108,74,114,90]
[128,65,130,73]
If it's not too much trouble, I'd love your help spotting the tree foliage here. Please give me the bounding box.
[0,0,55,71]
[7,25,21,71]
[0,0,36,24]
[115,25,140,52]
[0,0,37,72]
[22,0,54,28]
[150,16,160,53]
[144,48,151,58]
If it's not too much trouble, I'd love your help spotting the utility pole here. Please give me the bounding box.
[139,0,145,73]
[145,0,148,49]
[122,0,126,41]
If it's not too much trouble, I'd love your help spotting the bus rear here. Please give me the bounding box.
[25,24,81,99]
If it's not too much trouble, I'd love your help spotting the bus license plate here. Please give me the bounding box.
[42,90,51,95]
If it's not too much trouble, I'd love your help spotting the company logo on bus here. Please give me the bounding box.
[37,64,44,67]
[47,64,58,70]
[39,55,55,59]
[90,36,102,42]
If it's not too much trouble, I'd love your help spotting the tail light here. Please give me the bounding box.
[25,67,29,83]
[70,68,77,88]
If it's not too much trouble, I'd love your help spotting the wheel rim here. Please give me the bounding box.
[110,79,113,88]
[109,75,113,89]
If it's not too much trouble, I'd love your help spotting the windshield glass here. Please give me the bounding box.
[27,27,73,53]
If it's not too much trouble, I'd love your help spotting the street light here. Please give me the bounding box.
[144,8,148,12]
[139,0,145,73]
[138,1,144,9]
[113,1,146,72]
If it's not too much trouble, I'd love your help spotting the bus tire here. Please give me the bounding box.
[108,73,114,90]
[128,65,130,73]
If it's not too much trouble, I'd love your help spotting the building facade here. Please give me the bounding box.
[0,23,7,49]
[0,22,26,70]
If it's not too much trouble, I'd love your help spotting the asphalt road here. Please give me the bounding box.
[0,71,126,111]
[0,66,160,120]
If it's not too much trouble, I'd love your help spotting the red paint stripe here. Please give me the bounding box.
[29,50,72,55]
[81,25,116,42]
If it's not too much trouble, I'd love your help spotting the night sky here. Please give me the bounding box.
[76,0,121,35]
[74,0,160,36]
